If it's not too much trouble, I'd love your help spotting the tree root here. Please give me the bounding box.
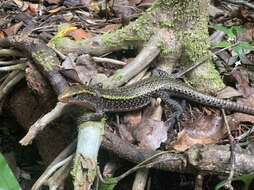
[53,0,225,93]
[102,130,254,176]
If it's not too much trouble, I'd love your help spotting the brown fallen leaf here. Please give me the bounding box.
[47,7,62,14]
[3,22,23,36]
[216,86,242,99]
[12,0,40,15]
[237,23,254,42]
[67,28,92,41]
[0,31,6,39]
[123,111,142,128]
[118,124,136,143]
[13,0,29,11]
[81,0,93,6]
[237,95,254,108]
[75,54,98,84]
[113,0,134,21]
[133,118,167,149]
[129,0,143,6]
[133,99,167,150]
[99,24,122,34]
[27,3,40,15]
[173,114,224,151]
[240,6,254,22]
[231,113,254,125]
[232,69,254,97]
[45,0,61,5]
[138,0,154,7]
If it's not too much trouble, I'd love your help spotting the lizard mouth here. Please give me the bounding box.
[58,95,70,103]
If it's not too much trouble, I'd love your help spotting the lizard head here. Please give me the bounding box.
[58,84,96,103]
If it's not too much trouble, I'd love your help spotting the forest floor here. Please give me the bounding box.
[1,0,254,189]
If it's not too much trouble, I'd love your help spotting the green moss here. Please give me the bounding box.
[166,0,225,93]
[71,156,97,183]
[111,72,123,81]
[101,12,156,48]
[87,169,97,183]
[156,41,172,56]
[71,158,80,177]
[159,21,174,29]
[32,49,60,71]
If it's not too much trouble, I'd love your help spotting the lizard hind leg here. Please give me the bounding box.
[157,90,184,132]
[151,69,174,78]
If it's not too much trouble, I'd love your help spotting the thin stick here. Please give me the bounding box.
[19,102,67,145]
[0,71,25,101]
[176,42,240,78]
[224,0,254,10]
[222,109,235,190]
[92,56,127,66]
[0,64,26,71]
[0,49,23,57]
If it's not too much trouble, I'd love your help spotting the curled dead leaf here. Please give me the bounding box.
[232,70,254,97]
[133,119,167,150]
[216,86,242,99]
[3,22,23,36]
[173,115,224,151]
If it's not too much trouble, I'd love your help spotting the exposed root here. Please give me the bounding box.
[31,140,76,190]
[0,70,25,112]
[103,130,254,175]
[19,102,67,145]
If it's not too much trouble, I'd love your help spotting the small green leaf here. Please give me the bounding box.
[0,153,21,190]
[213,41,232,48]
[236,42,254,50]
[232,42,254,56]
[215,174,254,190]
[231,26,245,35]
[211,24,236,39]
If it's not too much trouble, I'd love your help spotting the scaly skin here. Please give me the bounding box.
[58,76,254,115]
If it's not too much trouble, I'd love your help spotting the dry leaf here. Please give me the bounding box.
[132,99,166,150]
[238,26,254,41]
[133,119,167,149]
[88,2,100,13]
[232,113,254,125]
[3,21,23,36]
[118,124,136,143]
[12,0,40,14]
[240,7,254,21]
[173,131,219,152]
[113,0,134,19]
[0,31,6,39]
[45,0,61,4]
[27,3,39,15]
[173,115,224,151]
[216,86,242,99]
[75,54,98,84]
[68,28,92,41]
[47,7,61,14]
[129,0,142,5]
[99,24,121,33]
[13,0,29,11]
[123,111,142,128]
[237,96,254,111]
[80,0,92,6]
[232,69,254,97]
